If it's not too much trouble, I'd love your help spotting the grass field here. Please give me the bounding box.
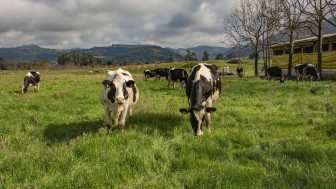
[1,61,336,188]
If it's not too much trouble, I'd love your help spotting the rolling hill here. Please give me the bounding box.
[0,44,235,64]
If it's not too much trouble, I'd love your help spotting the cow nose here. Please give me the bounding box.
[116,96,125,104]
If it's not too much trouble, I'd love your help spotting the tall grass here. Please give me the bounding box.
[0,62,335,188]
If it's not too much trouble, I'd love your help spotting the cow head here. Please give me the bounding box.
[102,73,135,104]
[21,76,35,94]
[180,105,217,136]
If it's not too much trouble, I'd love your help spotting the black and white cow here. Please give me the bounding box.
[167,68,188,89]
[179,63,221,136]
[236,67,244,78]
[266,66,285,83]
[100,68,139,133]
[21,71,40,94]
[144,70,157,81]
[155,68,170,80]
[295,63,320,82]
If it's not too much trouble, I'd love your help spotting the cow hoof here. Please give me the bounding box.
[196,130,203,136]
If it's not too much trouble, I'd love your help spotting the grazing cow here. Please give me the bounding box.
[236,67,244,77]
[155,68,170,80]
[100,68,139,133]
[266,66,285,83]
[179,63,221,136]
[295,63,320,82]
[167,68,188,89]
[144,70,157,81]
[21,71,40,94]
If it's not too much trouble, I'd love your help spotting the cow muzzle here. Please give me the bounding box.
[116,96,125,104]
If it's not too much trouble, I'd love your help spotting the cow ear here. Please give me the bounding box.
[179,108,190,114]
[102,80,111,87]
[126,80,135,87]
[205,107,216,113]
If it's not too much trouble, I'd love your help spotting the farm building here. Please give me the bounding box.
[271,33,336,77]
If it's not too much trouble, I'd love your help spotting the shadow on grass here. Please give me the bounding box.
[44,120,102,145]
[44,112,187,145]
[126,111,186,138]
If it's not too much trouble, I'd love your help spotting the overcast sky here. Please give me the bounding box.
[0,0,237,49]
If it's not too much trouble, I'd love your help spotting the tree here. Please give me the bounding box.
[168,54,174,62]
[278,0,306,76]
[223,0,272,76]
[185,50,198,61]
[202,50,210,61]
[215,53,224,60]
[191,53,198,61]
[184,50,193,61]
[298,0,336,77]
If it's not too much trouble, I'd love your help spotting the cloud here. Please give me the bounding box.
[0,0,237,49]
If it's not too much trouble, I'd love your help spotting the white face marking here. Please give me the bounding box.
[113,73,126,103]
[193,63,212,83]
[193,109,205,136]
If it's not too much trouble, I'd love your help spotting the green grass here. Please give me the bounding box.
[1,61,336,188]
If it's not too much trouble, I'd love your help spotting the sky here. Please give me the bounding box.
[0,0,237,49]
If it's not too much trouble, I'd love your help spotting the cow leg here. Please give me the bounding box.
[34,83,39,92]
[128,107,133,116]
[114,108,121,127]
[205,101,212,132]
[120,106,128,133]
[104,108,113,132]
[205,112,211,133]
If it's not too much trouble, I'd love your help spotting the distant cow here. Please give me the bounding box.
[179,63,221,136]
[167,68,188,89]
[21,71,40,94]
[266,66,285,83]
[144,70,157,81]
[100,68,139,133]
[155,68,170,80]
[295,63,320,82]
[236,67,244,78]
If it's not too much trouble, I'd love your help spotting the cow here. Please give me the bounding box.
[100,68,139,133]
[266,66,285,83]
[295,63,320,82]
[167,68,188,89]
[21,71,40,94]
[155,68,170,80]
[236,67,244,78]
[179,63,221,136]
[144,70,157,81]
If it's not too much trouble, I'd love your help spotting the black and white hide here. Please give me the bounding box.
[179,63,221,136]
[236,67,244,78]
[167,68,188,89]
[266,66,285,83]
[100,68,139,133]
[144,70,157,81]
[295,63,320,82]
[21,71,40,94]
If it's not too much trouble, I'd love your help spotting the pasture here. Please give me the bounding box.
[1,61,336,188]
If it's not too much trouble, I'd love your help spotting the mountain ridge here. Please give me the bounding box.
[0,44,232,63]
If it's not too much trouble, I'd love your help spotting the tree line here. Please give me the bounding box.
[223,0,336,77]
